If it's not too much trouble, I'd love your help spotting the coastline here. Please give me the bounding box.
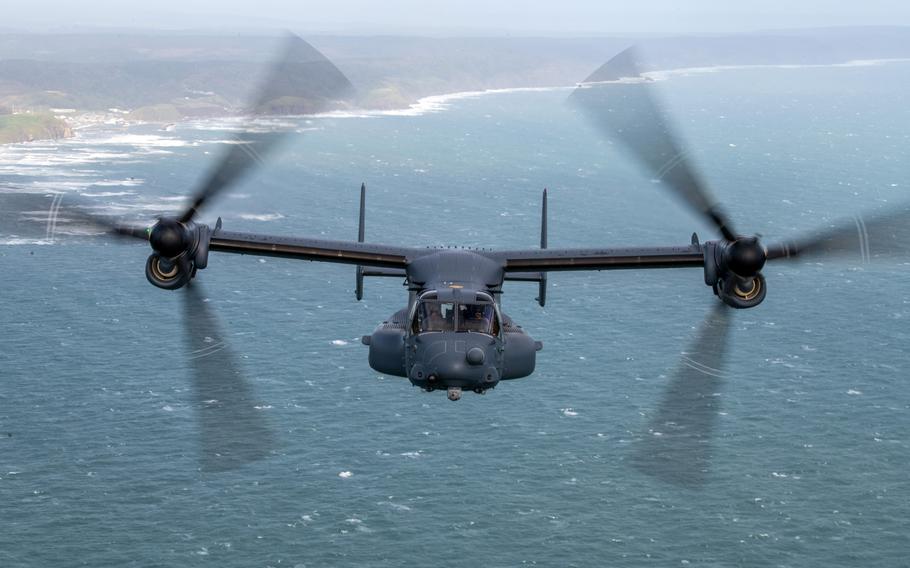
[3,56,910,146]
[296,55,910,119]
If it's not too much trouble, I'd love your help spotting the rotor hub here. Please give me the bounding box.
[149,218,189,258]
[724,236,766,277]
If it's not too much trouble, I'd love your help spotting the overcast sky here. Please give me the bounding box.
[5,1,909,35]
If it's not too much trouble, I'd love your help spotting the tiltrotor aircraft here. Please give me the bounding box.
[40,35,909,477]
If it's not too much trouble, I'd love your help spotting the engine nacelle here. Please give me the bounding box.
[145,254,195,290]
[703,239,767,309]
[716,272,766,309]
[144,221,213,290]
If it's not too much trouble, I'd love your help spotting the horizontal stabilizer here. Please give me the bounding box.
[362,267,407,278]
[505,272,546,282]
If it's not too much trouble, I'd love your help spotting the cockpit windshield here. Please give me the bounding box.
[414,297,498,335]
[458,303,495,334]
[416,301,456,332]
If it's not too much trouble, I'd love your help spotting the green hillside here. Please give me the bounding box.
[0,113,72,144]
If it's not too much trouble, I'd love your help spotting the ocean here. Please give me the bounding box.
[1,60,909,567]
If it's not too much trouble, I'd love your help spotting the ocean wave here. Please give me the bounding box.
[0,180,93,194]
[80,201,182,214]
[0,237,54,246]
[7,151,136,166]
[237,213,285,222]
[0,165,97,178]
[183,116,305,133]
[80,191,138,197]
[90,178,145,187]
[82,134,190,148]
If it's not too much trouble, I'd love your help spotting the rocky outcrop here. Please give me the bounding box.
[0,113,73,144]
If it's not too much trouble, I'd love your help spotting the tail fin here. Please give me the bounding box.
[535,188,548,307]
[355,182,366,300]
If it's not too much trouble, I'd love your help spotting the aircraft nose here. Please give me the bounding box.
[408,334,499,390]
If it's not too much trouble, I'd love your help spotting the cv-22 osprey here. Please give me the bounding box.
[48,35,908,475]
[59,37,903,400]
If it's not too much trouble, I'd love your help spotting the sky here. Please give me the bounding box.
[3,0,908,35]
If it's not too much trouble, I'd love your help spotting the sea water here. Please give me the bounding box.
[1,61,909,567]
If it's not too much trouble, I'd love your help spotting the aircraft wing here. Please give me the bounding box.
[493,245,705,272]
[210,229,417,269]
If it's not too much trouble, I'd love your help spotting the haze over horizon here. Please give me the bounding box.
[4,0,909,35]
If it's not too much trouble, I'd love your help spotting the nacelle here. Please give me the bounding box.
[145,253,195,290]
[144,220,213,290]
[703,239,768,309]
[715,272,766,309]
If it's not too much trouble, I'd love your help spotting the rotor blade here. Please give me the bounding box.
[766,203,910,263]
[179,33,355,223]
[183,282,275,472]
[48,195,149,241]
[0,192,148,242]
[569,47,737,241]
[632,302,732,488]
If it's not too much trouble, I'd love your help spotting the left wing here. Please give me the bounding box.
[209,229,418,269]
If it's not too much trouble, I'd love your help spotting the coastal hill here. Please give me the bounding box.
[0,112,72,143]
[1,27,909,142]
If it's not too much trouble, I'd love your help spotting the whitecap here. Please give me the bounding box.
[90,178,144,187]
[237,213,286,222]
[0,238,54,246]
[338,471,353,478]
[81,191,138,197]
[331,339,349,346]
[87,134,189,148]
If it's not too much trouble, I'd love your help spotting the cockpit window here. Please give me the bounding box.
[457,303,495,334]
[416,301,456,332]
[413,296,500,335]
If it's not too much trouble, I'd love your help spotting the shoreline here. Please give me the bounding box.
[4,56,910,146]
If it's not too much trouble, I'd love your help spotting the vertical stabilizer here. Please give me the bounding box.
[355,182,366,300]
[536,188,548,307]
[358,182,366,243]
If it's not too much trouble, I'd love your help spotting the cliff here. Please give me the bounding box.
[0,113,73,144]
